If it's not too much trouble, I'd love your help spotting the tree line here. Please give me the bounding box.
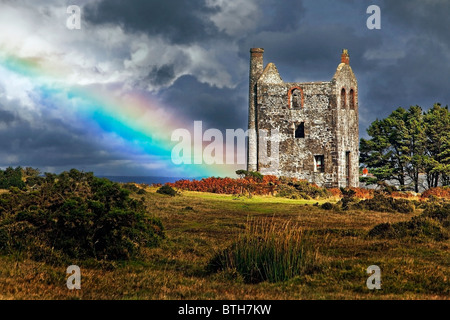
[360,103,449,192]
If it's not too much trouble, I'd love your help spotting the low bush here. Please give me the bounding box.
[275,184,309,200]
[276,179,331,200]
[350,187,374,199]
[421,187,450,200]
[368,218,448,241]
[339,188,357,210]
[208,219,320,283]
[368,203,450,241]
[321,202,334,210]
[0,170,164,262]
[421,202,450,225]
[329,188,342,197]
[122,183,140,192]
[391,191,417,199]
[122,183,146,195]
[354,193,415,213]
[156,184,177,196]
[0,167,26,190]
[169,176,331,199]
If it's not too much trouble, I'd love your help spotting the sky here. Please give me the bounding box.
[0,0,449,177]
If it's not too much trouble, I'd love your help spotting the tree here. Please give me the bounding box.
[423,104,450,187]
[360,108,411,189]
[360,105,449,192]
[403,106,427,192]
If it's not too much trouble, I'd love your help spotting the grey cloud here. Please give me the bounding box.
[84,0,223,44]
[258,0,305,32]
[146,64,176,86]
[363,36,450,123]
[0,108,17,125]
[381,0,450,45]
[158,75,247,131]
[238,24,383,82]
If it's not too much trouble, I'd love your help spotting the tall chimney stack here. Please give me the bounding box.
[248,48,264,171]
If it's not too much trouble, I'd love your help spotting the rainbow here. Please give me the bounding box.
[0,53,238,178]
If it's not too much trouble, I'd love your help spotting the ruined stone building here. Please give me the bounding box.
[247,48,359,188]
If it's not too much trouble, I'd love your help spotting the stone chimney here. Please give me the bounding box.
[248,48,264,171]
[341,49,350,65]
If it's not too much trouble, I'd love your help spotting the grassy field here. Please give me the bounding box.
[0,187,448,300]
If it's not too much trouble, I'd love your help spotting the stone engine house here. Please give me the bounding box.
[247,48,359,188]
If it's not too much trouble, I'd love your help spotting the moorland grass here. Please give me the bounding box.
[0,188,448,299]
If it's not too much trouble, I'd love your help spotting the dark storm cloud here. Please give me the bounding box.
[382,0,450,44]
[159,75,247,131]
[146,64,176,86]
[239,25,383,82]
[0,108,17,124]
[0,99,124,169]
[359,41,450,134]
[84,0,223,44]
[258,0,305,32]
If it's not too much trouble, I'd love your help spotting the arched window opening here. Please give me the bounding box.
[341,88,346,109]
[289,88,303,109]
[350,89,355,109]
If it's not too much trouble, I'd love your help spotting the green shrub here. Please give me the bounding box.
[275,184,298,199]
[368,203,450,241]
[157,184,177,196]
[0,167,26,190]
[421,203,450,223]
[122,183,147,195]
[208,219,320,283]
[248,171,264,182]
[122,183,139,192]
[275,179,330,200]
[339,188,357,210]
[368,217,448,241]
[235,170,264,182]
[355,193,415,213]
[0,170,164,262]
[321,202,334,210]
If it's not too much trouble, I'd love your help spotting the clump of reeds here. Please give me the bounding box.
[208,218,321,283]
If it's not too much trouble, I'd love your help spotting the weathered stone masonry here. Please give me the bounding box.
[247,48,359,188]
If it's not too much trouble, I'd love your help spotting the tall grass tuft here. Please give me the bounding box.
[208,218,321,283]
